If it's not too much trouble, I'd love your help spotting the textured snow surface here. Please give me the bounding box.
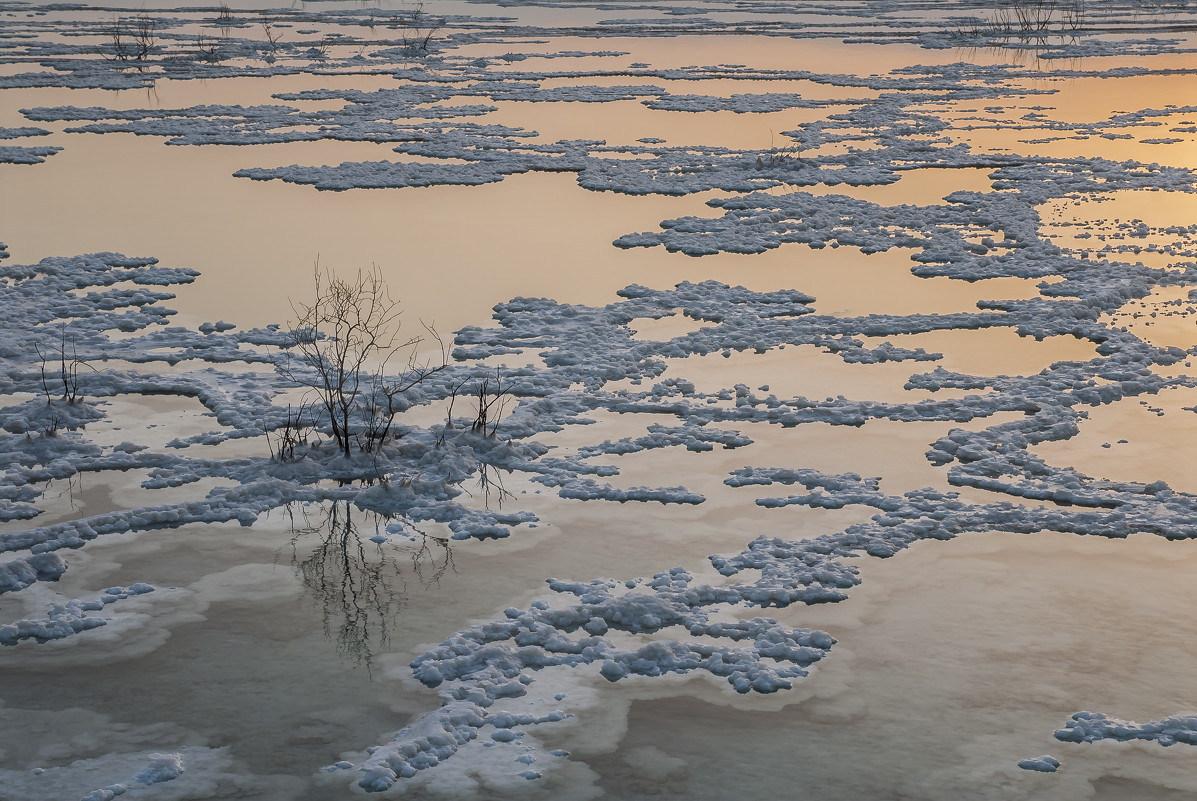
[1017,755,1060,772]
[5,0,1197,796]
[1056,712,1197,747]
[0,583,153,647]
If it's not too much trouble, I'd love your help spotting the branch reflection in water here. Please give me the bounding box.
[281,500,455,675]
[468,461,515,511]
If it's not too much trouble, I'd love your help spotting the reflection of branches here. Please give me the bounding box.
[466,462,515,511]
[42,473,84,513]
[282,501,455,674]
[287,501,403,674]
[411,532,456,588]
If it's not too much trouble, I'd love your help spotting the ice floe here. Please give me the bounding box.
[0,583,153,647]
[1017,755,1061,772]
[1056,711,1197,748]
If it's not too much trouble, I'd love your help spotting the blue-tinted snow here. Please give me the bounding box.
[1056,711,1197,748]
[5,0,1197,795]
[0,583,153,646]
[1017,755,1060,772]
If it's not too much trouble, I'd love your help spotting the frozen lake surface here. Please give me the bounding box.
[4,1,1197,799]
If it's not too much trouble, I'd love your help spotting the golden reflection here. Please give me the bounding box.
[862,327,1099,376]
[601,529,1197,801]
[1033,386,1197,493]
[5,16,1197,798]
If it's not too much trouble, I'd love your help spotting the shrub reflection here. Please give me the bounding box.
[283,501,454,675]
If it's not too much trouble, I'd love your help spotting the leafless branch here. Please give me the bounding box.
[282,261,446,458]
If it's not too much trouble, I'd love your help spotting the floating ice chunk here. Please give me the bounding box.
[72,752,183,799]
[555,479,704,505]
[134,753,184,784]
[579,423,751,457]
[1055,711,1197,747]
[0,553,67,595]
[355,701,488,791]
[0,126,50,140]
[0,584,153,646]
[0,144,62,164]
[1017,755,1060,772]
[643,93,846,113]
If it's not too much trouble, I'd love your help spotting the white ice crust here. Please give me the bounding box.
[5,0,1197,795]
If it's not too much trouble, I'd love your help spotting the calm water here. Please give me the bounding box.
[3,3,1197,799]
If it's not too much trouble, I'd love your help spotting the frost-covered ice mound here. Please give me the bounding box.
[1018,755,1060,773]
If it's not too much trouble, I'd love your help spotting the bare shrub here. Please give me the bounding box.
[34,326,95,404]
[282,262,447,458]
[261,14,282,49]
[132,14,156,57]
[953,1,1086,41]
[195,34,221,62]
[470,368,512,438]
[100,14,156,62]
[264,402,311,462]
[398,2,441,55]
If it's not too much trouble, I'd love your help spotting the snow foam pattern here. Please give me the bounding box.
[0,145,61,164]
[1055,712,1197,747]
[2,229,1197,783]
[323,80,1197,791]
[0,553,67,594]
[16,16,1197,205]
[0,126,58,163]
[577,424,752,457]
[355,567,834,790]
[0,127,50,140]
[619,159,1197,264]
[6,0,1197,792]
[149,65,1047,196]
[79,752,184,801]
[1017,755,1060,772]
[0,583,153,646]
[5,265,817,591]
[2,2,1195,97]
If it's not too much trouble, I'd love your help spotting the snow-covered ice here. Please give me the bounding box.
[5,0,1197,797]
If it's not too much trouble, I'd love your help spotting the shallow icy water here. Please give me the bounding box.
[596,530,1197,801]
[6,1,1197,799]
